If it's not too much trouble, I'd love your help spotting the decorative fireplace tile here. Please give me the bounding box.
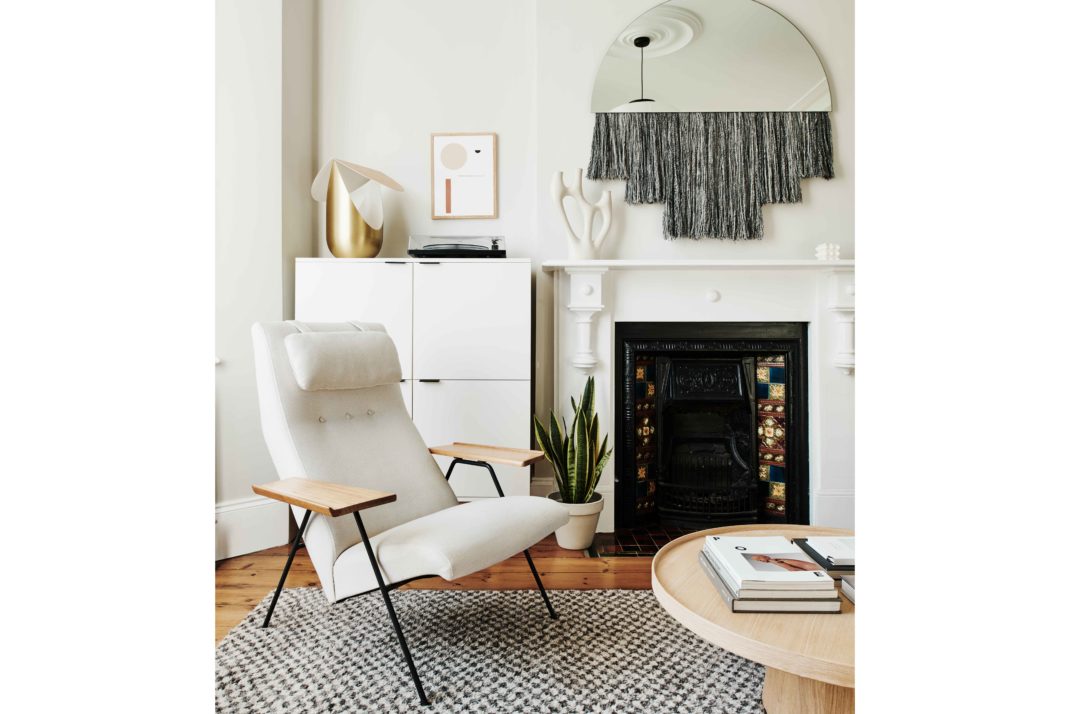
[766,498,786,515]
[633,356,657,516]
[757,356,788,519]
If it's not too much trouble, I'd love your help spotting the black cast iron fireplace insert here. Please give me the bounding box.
[614,322,809,530]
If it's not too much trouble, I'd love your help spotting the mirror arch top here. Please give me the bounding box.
[591,0,831,113]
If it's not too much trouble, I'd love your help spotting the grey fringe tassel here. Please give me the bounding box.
[587,112,833,240]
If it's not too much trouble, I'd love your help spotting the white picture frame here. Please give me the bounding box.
[431,132,498,219]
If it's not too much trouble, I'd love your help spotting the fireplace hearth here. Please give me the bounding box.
[615,322,809,530]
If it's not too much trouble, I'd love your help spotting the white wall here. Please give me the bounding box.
[317,0,538,259]
[216,0,283,506]
[312,0,853,495]
[216,0,317,558]
[282,0,320,321]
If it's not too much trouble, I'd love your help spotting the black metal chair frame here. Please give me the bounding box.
[260,458,558,706]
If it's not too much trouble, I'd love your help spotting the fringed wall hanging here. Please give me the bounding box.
[587,111,833,240]
[589,0,835,241]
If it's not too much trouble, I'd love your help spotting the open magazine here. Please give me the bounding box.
[703,536,834,591]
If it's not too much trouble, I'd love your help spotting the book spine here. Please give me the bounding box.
[697,551,739,612]
[703,546,745,596]
[735,603,842,614]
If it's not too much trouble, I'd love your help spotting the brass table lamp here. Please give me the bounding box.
[311,159,404,258]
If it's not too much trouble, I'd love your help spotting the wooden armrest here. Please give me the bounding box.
[252,478,396,517]
[428,442,545,467]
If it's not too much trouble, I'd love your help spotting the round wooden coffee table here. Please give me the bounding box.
[652,524,854,714]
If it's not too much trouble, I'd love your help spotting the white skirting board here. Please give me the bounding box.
[215,496,290,560]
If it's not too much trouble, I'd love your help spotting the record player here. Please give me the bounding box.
[407,235,506,258]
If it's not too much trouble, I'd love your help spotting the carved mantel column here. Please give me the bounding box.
[826,269,855,375]
[564,267,608,373]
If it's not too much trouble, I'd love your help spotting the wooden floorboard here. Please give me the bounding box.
[216,536,652,642]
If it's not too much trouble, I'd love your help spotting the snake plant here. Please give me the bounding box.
[533,376,612,504]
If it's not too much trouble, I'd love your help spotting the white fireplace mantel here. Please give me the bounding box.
[543,259,855,270]
[543,259,856,375]
[543,258,855,532]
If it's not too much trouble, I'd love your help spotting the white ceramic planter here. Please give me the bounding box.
[548,491,605,550]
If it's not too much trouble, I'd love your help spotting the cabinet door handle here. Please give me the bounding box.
[385,261,407,264]
[419,261,441,265]
[418,379,441,383]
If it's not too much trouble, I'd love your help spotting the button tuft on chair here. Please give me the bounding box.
[318,416,326,423]
[345,413,353,419]
[366,409,375,416]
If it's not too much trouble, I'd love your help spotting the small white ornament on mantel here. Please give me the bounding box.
[815,243,842,261]
[550,169,612,260]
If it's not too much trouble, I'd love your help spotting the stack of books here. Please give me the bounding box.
[840,575,855,604]
[795,537,855,581]
[699,535,841,613]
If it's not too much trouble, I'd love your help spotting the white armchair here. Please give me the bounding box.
[251,320,568,705]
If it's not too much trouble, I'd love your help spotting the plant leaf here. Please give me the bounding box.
[586,447,612,503]
[533,414,566,494]
[590,413,599,453]
[548,409,564,460]
[566,414,578,502]
[596,433,608,465]
[586,408,598,488]
[533,413,550,454]
[579,376,595,418]
[573,408,590,504]
[557,410,570,493]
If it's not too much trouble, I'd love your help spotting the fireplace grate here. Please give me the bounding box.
[657,482,758,525]
[670,441,738,488]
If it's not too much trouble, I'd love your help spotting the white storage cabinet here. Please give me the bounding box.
[295,258,532,499]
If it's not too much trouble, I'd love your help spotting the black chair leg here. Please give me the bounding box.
[448,458,561,621]
[354,512,431,707]
[262,509,312,628]
[523,548,558,620]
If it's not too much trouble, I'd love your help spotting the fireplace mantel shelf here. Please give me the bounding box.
[542,259,854,272]
[547,258,855,376]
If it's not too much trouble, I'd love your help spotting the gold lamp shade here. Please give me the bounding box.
[326,162,381,258]
[312,159,404,258]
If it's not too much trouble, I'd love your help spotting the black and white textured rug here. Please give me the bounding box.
[216,588,765,713]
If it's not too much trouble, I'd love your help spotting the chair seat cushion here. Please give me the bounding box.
[330,496,570,602]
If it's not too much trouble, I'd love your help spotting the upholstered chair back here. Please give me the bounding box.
[252,321,458,600]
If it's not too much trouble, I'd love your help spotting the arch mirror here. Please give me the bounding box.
[591,0,830,112]
[585,0,834,241]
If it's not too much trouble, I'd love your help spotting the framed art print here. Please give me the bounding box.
[431,132,497,219]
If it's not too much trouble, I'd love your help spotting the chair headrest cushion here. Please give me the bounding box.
[284,330,402,391]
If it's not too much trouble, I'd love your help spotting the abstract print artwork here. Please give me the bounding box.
[756,355,788,519]
[431,132,497,219]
